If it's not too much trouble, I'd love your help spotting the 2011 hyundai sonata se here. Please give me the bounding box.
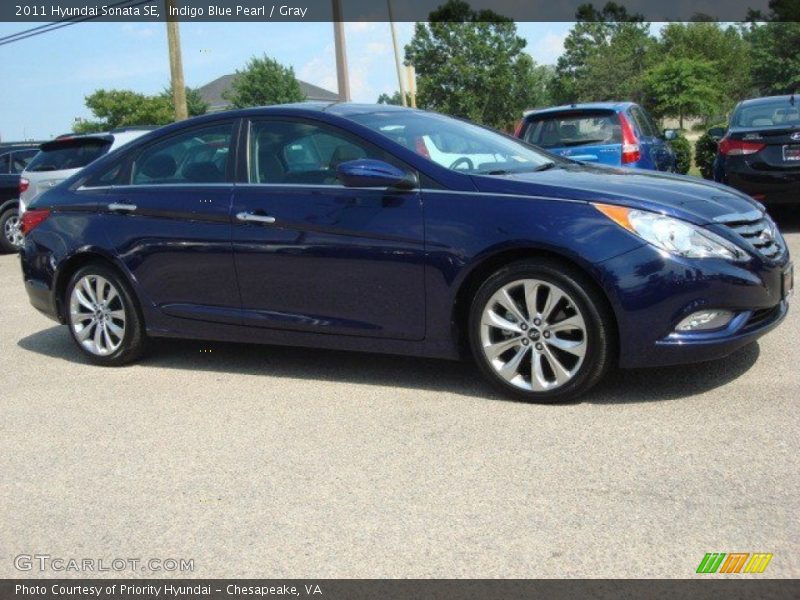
[19,103,793,402]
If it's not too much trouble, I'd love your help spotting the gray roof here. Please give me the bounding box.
[198,74,340,111]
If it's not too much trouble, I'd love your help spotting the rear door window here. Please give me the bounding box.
[25,138,112,172]
[629,106,660,138]
[131,122,233,185]
[524,112,621,148]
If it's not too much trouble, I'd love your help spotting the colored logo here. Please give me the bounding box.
[696,552,773,574]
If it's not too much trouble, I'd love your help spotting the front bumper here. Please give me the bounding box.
[598,244,791,368]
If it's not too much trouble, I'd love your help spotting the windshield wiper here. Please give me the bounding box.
[481,162,556,175]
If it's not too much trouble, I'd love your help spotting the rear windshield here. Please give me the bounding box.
[524,111,622,149]
[25,138,112,172]
[731,99,800,128]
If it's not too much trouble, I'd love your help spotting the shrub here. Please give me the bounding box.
[669,134,692,175]
[694,130,720,180]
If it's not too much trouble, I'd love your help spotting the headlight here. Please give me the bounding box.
[594,203,747,261]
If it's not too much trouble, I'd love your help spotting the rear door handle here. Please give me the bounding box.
[236,211,276,224]
[108,202,137,212]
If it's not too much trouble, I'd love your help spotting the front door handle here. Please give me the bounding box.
[108,202,137,212]
[236,211,276,224]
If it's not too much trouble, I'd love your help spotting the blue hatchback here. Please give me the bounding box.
[516,102,677,172]
[19,104,791,402]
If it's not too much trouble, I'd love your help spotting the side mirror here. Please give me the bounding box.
[707,127,726,141]
[336,159,417,190]
[663,129,679,141]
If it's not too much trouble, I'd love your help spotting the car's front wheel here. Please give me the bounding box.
[469,259,614,402]
[65,264,146,365]
[0,207,23,253]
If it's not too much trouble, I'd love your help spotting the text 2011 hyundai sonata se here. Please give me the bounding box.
[19,103,793,402]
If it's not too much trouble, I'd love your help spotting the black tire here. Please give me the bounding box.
[0,207,21,253]
[468,258,615,403]
[65,263,147,365]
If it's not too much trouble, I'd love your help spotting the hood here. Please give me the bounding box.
[471,163,761,225]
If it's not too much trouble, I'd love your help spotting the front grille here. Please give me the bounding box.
[714,210,784,260]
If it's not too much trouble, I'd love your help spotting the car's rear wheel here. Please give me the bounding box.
[469,259,614,402]
[65,264,146,365]
[0,207,23,253]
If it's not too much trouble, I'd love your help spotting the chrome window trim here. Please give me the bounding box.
[77,183,235,191]
[76,182,585,203]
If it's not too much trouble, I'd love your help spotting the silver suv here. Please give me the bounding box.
[19,129,152,214]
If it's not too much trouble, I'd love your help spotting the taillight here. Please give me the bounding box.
[618,114,641,164]
[414,136,430,159]
[718,137,765,156]
[513,119,524,137]
[19,178,29,194]
[20,209,50,235]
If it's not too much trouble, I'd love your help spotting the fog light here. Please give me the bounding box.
[675,310,735,332]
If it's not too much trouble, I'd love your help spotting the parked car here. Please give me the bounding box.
[515,102,677,172]
[19,128,154,215]
[0,143,41,252]
[711,94,800,204]
[19,104,791,402]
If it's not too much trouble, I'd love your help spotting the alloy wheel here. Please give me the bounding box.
[69,274,127,356]
[3,214,23,249]
[479,278,587,392]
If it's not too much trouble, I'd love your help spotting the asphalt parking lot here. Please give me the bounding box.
[1,208,798,579]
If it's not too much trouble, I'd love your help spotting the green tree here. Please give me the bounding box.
[377,91,407,105]
[748,22,800,95]
[404,0,548,129]
[643,57,721,128]
[658,22,751,112]
[75,90,171,133]
[74,86,207,133]
[551,3,652,104]
[161,86,209,117]
[223,55,305,108]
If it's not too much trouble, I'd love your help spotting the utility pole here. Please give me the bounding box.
[332,0,351,102]
[387,0,407,106]
[165,0,188,120]
[406,65,416,108]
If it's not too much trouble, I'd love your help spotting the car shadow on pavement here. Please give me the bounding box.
[18,325,760,405]
[769,205,800,233]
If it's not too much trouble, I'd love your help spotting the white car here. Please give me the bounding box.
[19,128,152,214]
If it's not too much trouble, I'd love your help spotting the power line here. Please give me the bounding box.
[0,0,153,47]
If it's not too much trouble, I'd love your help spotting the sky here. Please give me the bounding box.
[0,21,573,141]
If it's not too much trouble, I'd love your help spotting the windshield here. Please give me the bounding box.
[26,138,111,173]
[731,98,800,128]
[347,110,553,174]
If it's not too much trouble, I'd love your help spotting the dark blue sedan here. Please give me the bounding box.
[19,104,792,402]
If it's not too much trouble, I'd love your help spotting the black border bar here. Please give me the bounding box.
[2,579,800,600]
[0,0,793,23]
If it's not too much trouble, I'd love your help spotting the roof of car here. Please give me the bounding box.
[524,102,635,117]
[738,94,797,106]
[225,101,415,117]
